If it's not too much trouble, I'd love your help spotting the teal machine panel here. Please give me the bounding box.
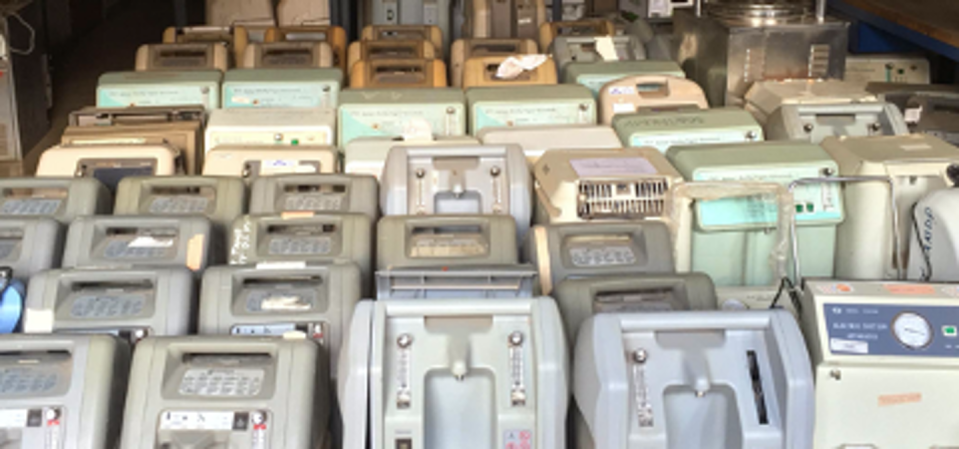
[612,108,763,153]
[561,60,684,97]
[666,141,843,287]
[97,71,222,110]
[222,68,343,109]
[466,85,596,135]
[337,88,466,147]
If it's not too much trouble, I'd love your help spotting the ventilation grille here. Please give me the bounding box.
[808,44,831,78]
[577,179,669,219]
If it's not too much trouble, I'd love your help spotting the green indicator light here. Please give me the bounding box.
[795,204,804,214]
[291,139,300,146]
[806,203,814,213]
[944,326,958,337]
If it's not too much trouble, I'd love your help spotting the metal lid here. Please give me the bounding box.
[705,0,810,24]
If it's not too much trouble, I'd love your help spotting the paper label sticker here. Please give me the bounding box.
[830,338,869,355]
[504,429,534,449]
[594,36,618,61]
[570,157,657,177]
[129,236,175,248]
[878,392,922,407]
[883,284,937,295]
[904,106,922,124]
[402,118,434,142]
[816,283,854,294]
[159,411,237,430]
[0,409,28,428]
[186,234,205,271]
[609,86,636,96]
[225,83,336,108]
[496,55,548,80]
[612,103,636,114]
[23,309,54,333]
[255,261,307,270]
[259,160,318,176]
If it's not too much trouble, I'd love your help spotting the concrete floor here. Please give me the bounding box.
[23,0,173,173]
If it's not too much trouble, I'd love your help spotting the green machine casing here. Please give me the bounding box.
[666,141,844,287]
[561,60,684,97]
[97,71,222,110]
[613,108,763,153]
[337,88,467,147]
[466,85,596,135]
[222,68,343,109]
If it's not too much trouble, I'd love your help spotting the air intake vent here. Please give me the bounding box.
[808,44,831,78]
[577,179,669,219]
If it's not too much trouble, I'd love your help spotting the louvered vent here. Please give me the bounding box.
[577,179,669,219]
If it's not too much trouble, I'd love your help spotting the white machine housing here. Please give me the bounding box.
[344,135,479,180]
[845,54,931,85]
[376,214,518,269]
[375,264,537,299]
[118,336,329,449]
[532,147,682,225]
[0,334,130,449]
[821,134,959,280]
[908,186,959,281]
[764,102,910,144]
[477,125,621,163]
[339,298,568,449]
[36,144,183,192]
[202,145,339,181]
[204,108,336,152]
[23,268,196,341]
[801,281,959,449]
[744,79,879,125]
[381,144,532,243]
[575,310,814,449]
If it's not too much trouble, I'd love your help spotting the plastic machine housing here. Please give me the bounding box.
[598,75,709,124]
[763,102,909,144]
[60,215,215,274]
[450,38,539,87]
[118,336,329,449]
[909,187,959,281]
[349,59,448,88]
[0,178,111,224]
[380,144,531,242]
[525,221,675,295]
[461,55,557,88]
[199,263,361,376]
[537,18,615,50]
[907,94,959,146]
[114,176,247,232]
[221,68,342,109]
[468,0,547,40]
[23,268,196,341]
[551,35,647,76]
[376,214,518,269]
[35,144,183,192]
[466,84,597,135]
[365,0,454,52]
[532,147,682,225]
[96,71,222,111]
[478,124,621,163]
[346,40,437,76]
[575,310,814,449]
[820,134,959,280]
[744,79,879,125]
[339,298,568,449]
[249,174,379,221]
[134,43,230,72]
[360,25,445,57]
[344,136,479,180]
[800,281,959,449]
[562,60,684,97]
[612,108,763,153]
[265,25,348,72]
[0,218,63,281]
[0,334,130,449]
[376,264,538,300]
[667,141,844,288]
[337,88,466,148]
[241,41,334,69]
[202,145,339,181]
[553,273,717,345]
[204,108,336,151]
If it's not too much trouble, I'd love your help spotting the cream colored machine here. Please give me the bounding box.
[344,136,479,179]
[598,75,708,124]
[36,144,183,192]
[821,134,959,280]
[346,40,437,75]
[349,58,449,88]
[23,268,196,341]
[376,215,518,269]
[199,263,360,375]
[525,221,675,295]
[744,79,878,125]
[562,60,685,97]
[339,298,568,449]
[478,125,621,163]
[450,38,539,87]
[119,336,329,449]
[202,146,339,181]
[551,35,647,77]
[538,19,615,50]
[763,102,909,144]
[380,144,531,243]
[0,335,130,449]
[249,174,379,220]
[612,108,763,153]
[205,108,336,151]
[0,178,111,223]
[575,310,814,449]
[360,25,445,57]
[205,0,275,28]
[845,54,931,84]
[801,281,959,449]
[277,0,331,25]
[241,41,334,68]
[60,215,215,274]
[461,55,557,88]
[266,25,348,72]
[134,43,230,72]
[163,25,250,66]
[63,105,205,175]
[97,71,222,111]
[532,147,682,225]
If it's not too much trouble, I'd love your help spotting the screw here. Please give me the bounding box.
[746,130,758,140]
[830,369,841,380]
[446,107,455,114]
[870,122,882,132]
[398,334,413,348]
[251,411,266,424]
[579,103,589,111]
[509,331,524,346]
[44,408,59,421]
[490,166,501,177]
[274,133,283,142]
[803,123,814,133]
[201,87,210,94]
[632,349,647,364]
[821,167,835,177]
[415,168,426,178]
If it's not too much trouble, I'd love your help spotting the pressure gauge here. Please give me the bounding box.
[893,312,932,349]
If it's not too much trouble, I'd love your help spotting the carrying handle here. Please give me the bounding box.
[786,175,902,287]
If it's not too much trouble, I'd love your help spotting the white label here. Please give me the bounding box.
[129,236,175,248]
[255,261,307,270]
[423,3,438,24]
[609,86,636,96]
[904,106,922,124]
[569,246,636,266]
[402,118,434,143]
[260,160,318,175]
[504,430,534,449]
[179,369,265,396]
[901,143,933,151]
[634,131,752,153]
[613,103,637,114]
[830,338,869,355]
[816,283,855,294]
[232,323,299,336]
[594,36,618,61]
[496,55,548,80]
[159,411,235,430]
[0,409,28,428]
[570,157,657,177]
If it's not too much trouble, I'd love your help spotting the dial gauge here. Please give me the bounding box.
[893,312,932,349]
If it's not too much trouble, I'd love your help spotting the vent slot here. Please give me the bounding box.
[807,44,831,78]
[747,350,769,425]
[577,179,669,218]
